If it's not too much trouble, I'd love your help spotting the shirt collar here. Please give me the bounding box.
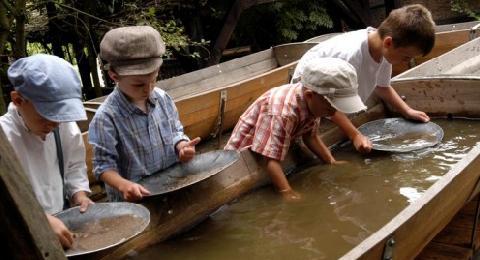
[113,87,157,117]
[7,103,52,141]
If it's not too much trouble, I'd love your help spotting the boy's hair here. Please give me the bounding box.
[378,4,435,56]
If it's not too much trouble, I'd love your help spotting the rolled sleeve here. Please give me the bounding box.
[89,113,120,180]
[62,123,91,198]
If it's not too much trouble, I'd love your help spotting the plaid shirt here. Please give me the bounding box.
[225,83,319,161]
[89,87,189,201]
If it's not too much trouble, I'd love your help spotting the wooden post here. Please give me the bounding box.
[208,0,275,65]
[0,126,66,259]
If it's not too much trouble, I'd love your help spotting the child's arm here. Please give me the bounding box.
[46,214,73,249]
[330,111,372,153]
[89,113,149,201]
[302,133,336,163]
[100,170,150,201]
[265,158,301,201]
[375,86,430,122]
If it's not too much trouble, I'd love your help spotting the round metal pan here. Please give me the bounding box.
[358,118,444,153]
[138,150,240,196]
[54,202,150,257]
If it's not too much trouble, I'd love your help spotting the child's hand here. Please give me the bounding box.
[71,191,94,213]
[280,189,302,202]
[353,133,372,153]
[331,160,348,165]
[118,180,151,201]
[177,137,201,163]
[404,108,430,123]
[47,214,73,249]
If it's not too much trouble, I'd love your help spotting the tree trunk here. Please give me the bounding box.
[72,37,94,100]
[13,0,26,59]
[0,1,12,114]
[87,34,102,97]
[45,1,64,58]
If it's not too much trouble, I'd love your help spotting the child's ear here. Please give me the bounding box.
[108,70,120,82]
[304,89,313,98]
[383,36,393,49]
[10,91,25,106]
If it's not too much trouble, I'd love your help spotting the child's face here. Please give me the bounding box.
[304,90,336,118]
[11,91,60,140]
[382,37,423,65]
[110,69,159,102]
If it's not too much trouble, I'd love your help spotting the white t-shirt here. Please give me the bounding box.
[292,27,392,102]
[0,103,90,214]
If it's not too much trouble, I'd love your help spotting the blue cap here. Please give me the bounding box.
[7,54,87,122]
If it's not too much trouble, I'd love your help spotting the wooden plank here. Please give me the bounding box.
[272,42,317,66]
[82,132,96,185]
[158,49,274,92]
[168,58,277,100]
[416,242,472,260]
[391,79,480,117]
[77,107,96,133]
[430,224,477,249]
[0,123,65,259]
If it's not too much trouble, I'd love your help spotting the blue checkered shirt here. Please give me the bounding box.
[89,87,189,201]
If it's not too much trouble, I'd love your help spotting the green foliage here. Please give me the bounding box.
[106,1,209,59]
[233,0,332,49]
[275,0,332,41]
[451,0,480,20]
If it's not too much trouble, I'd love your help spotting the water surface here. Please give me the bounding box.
[135,119,480,259]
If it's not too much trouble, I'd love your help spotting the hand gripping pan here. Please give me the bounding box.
[358,118,444,152]
[54,202,150,257]
[138,150,240,196]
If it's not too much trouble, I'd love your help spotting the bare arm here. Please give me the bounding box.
[265,158,301,201]
[100,170,150,201]
[330,111,372,153]
[302,133,335,163]
[375,86,430,122]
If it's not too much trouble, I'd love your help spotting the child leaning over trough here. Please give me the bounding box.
[292,4,436,153]
[0,54,93,248]
[225,58,367,202]
[89,26,200,202]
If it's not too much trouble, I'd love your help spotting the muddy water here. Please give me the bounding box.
[135,119,480,260]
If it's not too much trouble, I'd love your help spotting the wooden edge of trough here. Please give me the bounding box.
[340,143,480,259]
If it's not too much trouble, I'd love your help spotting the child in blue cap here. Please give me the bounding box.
[0,54,92,249]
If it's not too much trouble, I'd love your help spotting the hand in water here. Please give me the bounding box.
[119,180,151,201]
[353,133,372,153]
[280,189,302,202]
[331,160,348,165]
[177,137,201,163]
[47,214,73,249]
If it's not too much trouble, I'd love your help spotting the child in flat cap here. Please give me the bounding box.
[0,54,92,248]
[89,26,200,202]
[225,58,366,201]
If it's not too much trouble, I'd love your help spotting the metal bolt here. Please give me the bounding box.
[388,238,395,246]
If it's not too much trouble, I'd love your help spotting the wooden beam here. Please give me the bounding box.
[209,0,276,65]
[0,125,66,259]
